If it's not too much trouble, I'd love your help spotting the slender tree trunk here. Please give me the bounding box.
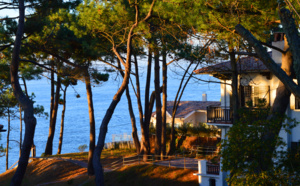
[6,108,10,171]
[93,3,154,184]
[93,55,131,185]
[125,87,140,153]
[19,105,22,158]
[57,86,67,155]
[45,76,61,155]
[168,62,193,155]
[154,47,162,156]
[84,69,96,176]
[21,77,28,97]
[141,50,152,157]
[161,49,167,157]
[119,56,141,154]
[229,46,239,122]
[50,62,54,127]
[10,1,37,184]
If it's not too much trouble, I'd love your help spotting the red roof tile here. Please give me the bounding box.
[194,53,272,74]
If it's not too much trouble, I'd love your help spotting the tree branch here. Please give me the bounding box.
[235,24,300,98]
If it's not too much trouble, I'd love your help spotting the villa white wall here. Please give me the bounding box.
[195,112,207,123]
[184,111,207,125]
[184,112,196,124]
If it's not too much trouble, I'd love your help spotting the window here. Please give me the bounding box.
[240,86,270,107]
[253,86,270,107]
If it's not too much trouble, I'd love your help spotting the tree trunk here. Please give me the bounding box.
[260,37,293,171]
[93,3,154,184]
[6,108,10,171]
[140,50,152,157]
[45,76,61,155]
[120,56,140,154]
[235,24,300,98]
[57,86,67,155]
[10,1,37,184]
[229,47,239,122]
[161,49,167,157]
[168,62,193,155]
[125,87,140,153]
[154,47,162,156]
[93,56,131,185]
[235,23,294,172]
[84,69,96,176]
[19,105,22,158]
[279,8,300,84]
[50,61,54,128]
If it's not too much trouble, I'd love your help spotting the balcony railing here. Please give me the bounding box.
[206,163,220,175]
[207,106,233,124]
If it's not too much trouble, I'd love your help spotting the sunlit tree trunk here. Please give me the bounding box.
[57,86,67,155]
[125,87,141,153]
[6,108,10,171]
[19,105,22,158]
[119,56,141,154]
[84,69,96,176]
[93,3,154,184]
[140,50,152,158]
[161,48,167,157]
[154,46,162,156]
[45,76,61,155]
[168,62,193,155]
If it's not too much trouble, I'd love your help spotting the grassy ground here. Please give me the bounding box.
[104,164,198,186]
[0,149,198,185]
[49,148,137,164]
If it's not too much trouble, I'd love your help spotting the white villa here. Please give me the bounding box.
[193,33,300,186]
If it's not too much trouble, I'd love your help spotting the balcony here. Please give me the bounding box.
[207,106,233,124]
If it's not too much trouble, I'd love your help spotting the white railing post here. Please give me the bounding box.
[198,160,207,184]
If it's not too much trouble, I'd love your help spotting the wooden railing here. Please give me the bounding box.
[206,163,220,175]
[207,106,233,123]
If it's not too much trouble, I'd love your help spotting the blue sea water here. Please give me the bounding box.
[0,62,220,173]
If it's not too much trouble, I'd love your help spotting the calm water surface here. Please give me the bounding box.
[0,63,220,173]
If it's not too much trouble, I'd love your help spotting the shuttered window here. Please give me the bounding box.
[240,86,270,107]
[253,86,270,107]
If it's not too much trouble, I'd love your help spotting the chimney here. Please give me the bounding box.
[202,93,207,101]
[272,32,285,64]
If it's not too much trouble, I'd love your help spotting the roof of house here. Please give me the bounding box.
[152,101,221,119]
[194,53,272,75]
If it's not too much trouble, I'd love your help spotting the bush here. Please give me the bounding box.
[78,144,88,152]
[221,108,300,185]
